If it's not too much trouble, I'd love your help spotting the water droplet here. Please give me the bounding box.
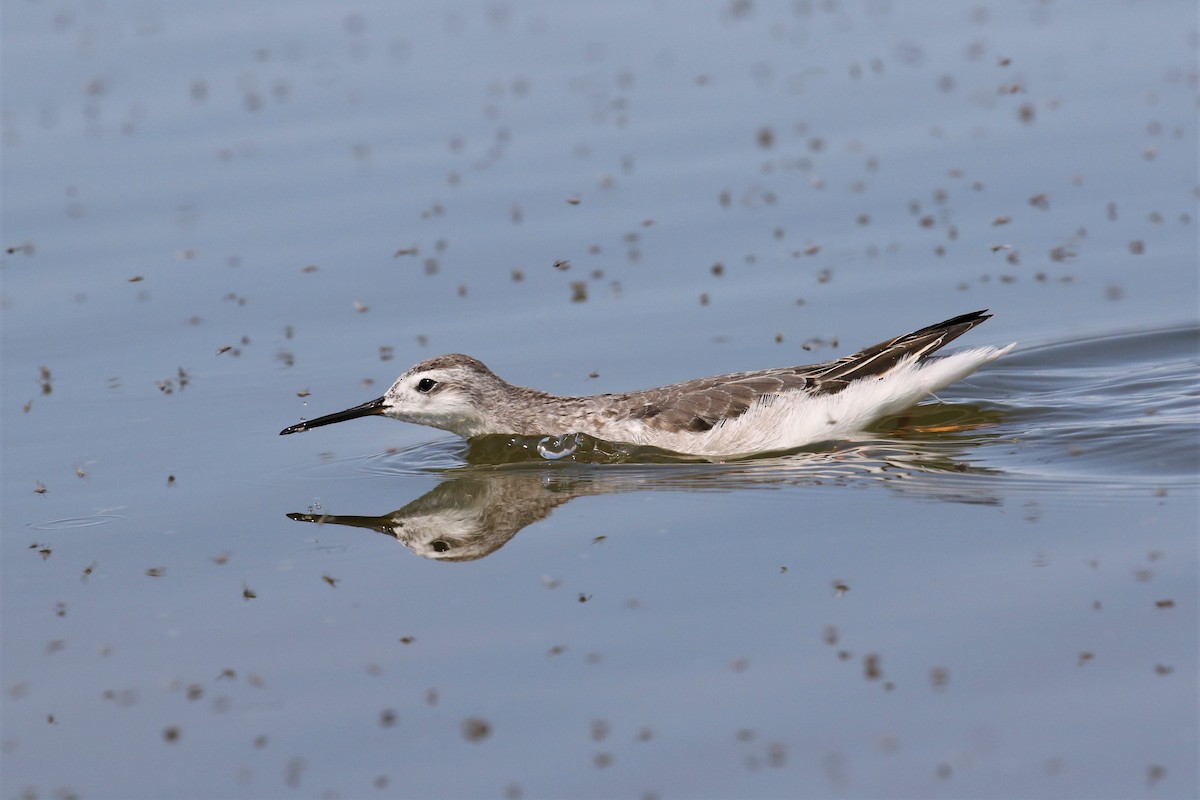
[536,434,580,460]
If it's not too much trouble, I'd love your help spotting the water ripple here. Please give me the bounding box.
[967,322,1198,487]
[28,514,125,531]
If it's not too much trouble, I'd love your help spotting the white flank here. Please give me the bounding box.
[673,344,1016,457]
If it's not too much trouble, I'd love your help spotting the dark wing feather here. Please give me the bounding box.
[614,310,992,432]
[805,309,992,390]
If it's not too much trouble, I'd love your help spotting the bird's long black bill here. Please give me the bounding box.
[279,396,387,435]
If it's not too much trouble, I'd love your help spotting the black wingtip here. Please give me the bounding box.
[903,309,992,341]
[930,309,990,329]
[921,309,993,344]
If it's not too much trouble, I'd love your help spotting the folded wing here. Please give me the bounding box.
[616,310,993,433]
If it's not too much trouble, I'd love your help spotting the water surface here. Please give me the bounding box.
[3,2,1197,798]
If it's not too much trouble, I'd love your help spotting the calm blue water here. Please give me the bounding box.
[3,2,1197,798]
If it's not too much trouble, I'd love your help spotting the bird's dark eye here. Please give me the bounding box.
[416,377,438,393]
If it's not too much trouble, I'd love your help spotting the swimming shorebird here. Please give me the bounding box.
[280,310,1013,457]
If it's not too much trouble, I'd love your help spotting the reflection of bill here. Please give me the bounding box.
[287,415,1005,562]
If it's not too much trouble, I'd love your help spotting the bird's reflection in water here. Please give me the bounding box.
[287,403,1008,562]
[289,472,603,561]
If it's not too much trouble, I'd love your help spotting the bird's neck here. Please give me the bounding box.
[475,385,595,438]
